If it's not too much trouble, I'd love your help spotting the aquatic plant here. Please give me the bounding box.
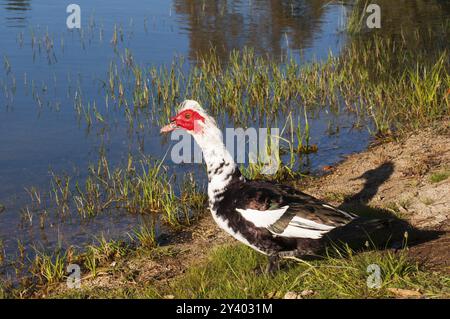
[29,249,67,285]
[48,155,207,226]
[102,32,448,139]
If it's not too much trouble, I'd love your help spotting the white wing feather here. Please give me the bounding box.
[237,206,337,239]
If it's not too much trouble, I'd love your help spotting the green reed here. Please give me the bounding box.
[48,155,207,226]
[29,249,67,285]
[106,31,447,138]
[129,223,157,250]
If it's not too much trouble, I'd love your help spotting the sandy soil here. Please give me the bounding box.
[38,126,450,297]
[302,126,450,271]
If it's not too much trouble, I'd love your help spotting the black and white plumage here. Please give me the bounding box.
[161,100,407,272]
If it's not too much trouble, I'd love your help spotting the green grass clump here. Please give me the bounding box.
[83,237,129,277]
[129,223,157,250]
[30,250,67,285]
[145,245,449,299]
[49,155,207,226]
[429,170,450,183]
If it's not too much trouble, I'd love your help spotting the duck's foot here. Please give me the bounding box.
[264,250,302,275]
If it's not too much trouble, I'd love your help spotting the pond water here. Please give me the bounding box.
[0,0,448,265]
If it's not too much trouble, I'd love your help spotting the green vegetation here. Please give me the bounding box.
[49,244,449,299]
[30,249,67,285]
[100,32,448,138]
[0,154,208,296]
[46,155,207,226]
[129,223,157,250]
[4,236,144,296]
[82,237,129,278]
[429,169,450,183]
[150,245,449,299]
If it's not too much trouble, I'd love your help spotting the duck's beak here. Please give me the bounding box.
[160,116,177,134]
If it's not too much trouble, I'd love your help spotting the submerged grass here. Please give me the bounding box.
[48,155,207,226]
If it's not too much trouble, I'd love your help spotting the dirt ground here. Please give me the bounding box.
[39,126,450,297]
[302,126,450,271]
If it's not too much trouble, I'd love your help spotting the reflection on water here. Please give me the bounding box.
[349,0,450,52]
[173,0,450,61]
[2,0,447,56]
[2,0,30,27]
[174,0,332,60]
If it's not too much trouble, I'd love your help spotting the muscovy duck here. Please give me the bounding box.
[161,100,408,272]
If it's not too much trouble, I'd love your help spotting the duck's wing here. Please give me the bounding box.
[231,180,357,239]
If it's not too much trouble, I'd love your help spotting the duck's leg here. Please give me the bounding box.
[265,250,301,274]
[265,254,281,274]
[258,249,310,275]
[265,249,307,274]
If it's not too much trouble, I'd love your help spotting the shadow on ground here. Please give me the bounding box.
[298,162,447,270]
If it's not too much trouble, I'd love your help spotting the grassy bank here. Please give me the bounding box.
[137,245,450,299]
[3,239,448,299]
[36,244,449,299]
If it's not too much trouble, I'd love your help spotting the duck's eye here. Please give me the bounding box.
[184,113,192,119]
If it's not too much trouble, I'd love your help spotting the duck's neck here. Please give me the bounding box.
[192,126,245,210]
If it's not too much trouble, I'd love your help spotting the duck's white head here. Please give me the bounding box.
[160,100,224,150]
[161,100,244,202]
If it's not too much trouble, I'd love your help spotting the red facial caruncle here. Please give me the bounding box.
[160,109,205,134]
